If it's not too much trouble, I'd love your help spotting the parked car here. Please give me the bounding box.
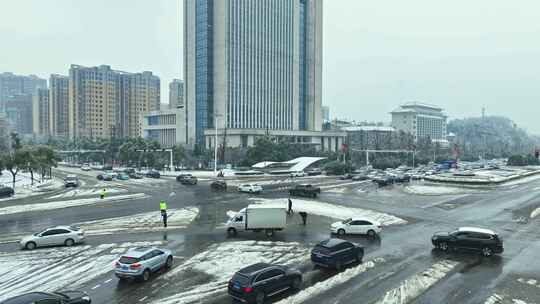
[394,174,411,183]
[373,175,394,187]
[20,226,85,250]
[311,238,364,270]
[0,291,91,304]
[0,186,14,198]
[431,227,504,257]
[114,247,173,282]
[64,175,80,188]
[146,170,161,179]
[179,175,198,185]
[339,173,353,180]
[306,168,322,176]
[289,171,306,178]
[331,218,382,237]
[123,168,136,175]
[238,184,263,194]
[228,263,302,304]
[211,180,227,191]
[116,173,130,180]
[352,174,368,181]
[81,163,91,171]
[129,172,144,179]
[289,184,320,198]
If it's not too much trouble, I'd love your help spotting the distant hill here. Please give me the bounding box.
[447,116,539,160]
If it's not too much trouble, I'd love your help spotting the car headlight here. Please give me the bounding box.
[82,296,90,301]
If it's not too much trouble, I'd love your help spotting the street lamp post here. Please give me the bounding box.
[213,114,222,176]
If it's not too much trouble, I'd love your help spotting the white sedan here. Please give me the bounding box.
[289,171,306,177]
[331,218,382,237]
[20,226,85,250]
[237,184,263,194]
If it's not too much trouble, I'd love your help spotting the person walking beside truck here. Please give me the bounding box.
[299,212,307,225]
[288,198,293,214]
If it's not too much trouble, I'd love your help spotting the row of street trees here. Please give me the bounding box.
[1,133,59,191]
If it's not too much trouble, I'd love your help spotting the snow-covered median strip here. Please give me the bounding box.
[374,260,458,304]
[276,258,385,304]
[405,185,480,196]
[484,294,504,304]
[0,193,147,216]
[49,187,127,199]
[77,207,199,235]
[151,241,309,304]
[250,198,407,226]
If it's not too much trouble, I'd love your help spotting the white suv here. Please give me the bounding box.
[331,218,382,237]
[20,226,85,250]
[237,184,263,194]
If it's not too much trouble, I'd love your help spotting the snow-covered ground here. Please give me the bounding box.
[275,258,385,304]
[76,207,199,235]
[530,208,540,219]
[49,186,127,199]
[151,240,309,304]
[374,260,458,304]
[404,184,482,196]
[0,240,164,302]
[248,198,407,226]
[0,171,63,201]
[0,193,147,216]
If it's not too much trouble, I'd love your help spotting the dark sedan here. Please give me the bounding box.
[311,238,364,270]
[432,227,504,257]
[228,263,301,304]
[1,291,91,304]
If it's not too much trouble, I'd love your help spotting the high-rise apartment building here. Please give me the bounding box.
[49,74,69,137]
[184,0,323,147]
[0,72,46,109]
[33,88,50,136]
[5,94,33,135]
[68,64,160,139]
[391,102,448,145]
[169,79,184,109]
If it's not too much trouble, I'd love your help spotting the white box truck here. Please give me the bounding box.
[226,204,287,237]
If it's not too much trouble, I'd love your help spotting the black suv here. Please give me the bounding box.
[289,184,321,198]
[311,238,364,270]
[145,170,161,178]
[228,263,302,304]
[1,291,91,304]
[431,227,504,257]
[176,174,198,185]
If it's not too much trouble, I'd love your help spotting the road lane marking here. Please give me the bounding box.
[104,279,113,284]
[139,296,148,302]
[91,284,101,290]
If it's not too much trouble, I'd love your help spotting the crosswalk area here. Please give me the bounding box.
[0,241,164,302]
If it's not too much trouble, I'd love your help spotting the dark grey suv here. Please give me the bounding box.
[432,227,504,257]
[228,263,302,304]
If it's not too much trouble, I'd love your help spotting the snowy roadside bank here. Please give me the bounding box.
[247,198,407,226]
[0,193,147,216]
[424,169,540,186]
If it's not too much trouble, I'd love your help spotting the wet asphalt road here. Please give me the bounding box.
[0,167,539,304]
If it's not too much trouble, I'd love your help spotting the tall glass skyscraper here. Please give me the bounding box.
[184,0,323,147]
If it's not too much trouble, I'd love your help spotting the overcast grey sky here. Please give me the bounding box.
[2,0,540,134]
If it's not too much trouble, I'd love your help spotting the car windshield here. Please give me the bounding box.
[52,292,69,299]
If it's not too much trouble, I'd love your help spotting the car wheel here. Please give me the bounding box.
[292,276,302,290]
[438,242,449,252]
[356,251,363,264]
[25,242,36,250]
[227,227,237,237]
[64,238,75,247]
[367,230,376,238]
[141,269,151,282]
[337,229,346,236]
[165,256,173,268]
[335,260,343,271]
[482,247,493,257]
[255,291,265,304]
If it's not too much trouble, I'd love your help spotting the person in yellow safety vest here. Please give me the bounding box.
[160,200,168,227]
[100,188,107,199]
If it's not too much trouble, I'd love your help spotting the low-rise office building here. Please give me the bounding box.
[141,108,185,148]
